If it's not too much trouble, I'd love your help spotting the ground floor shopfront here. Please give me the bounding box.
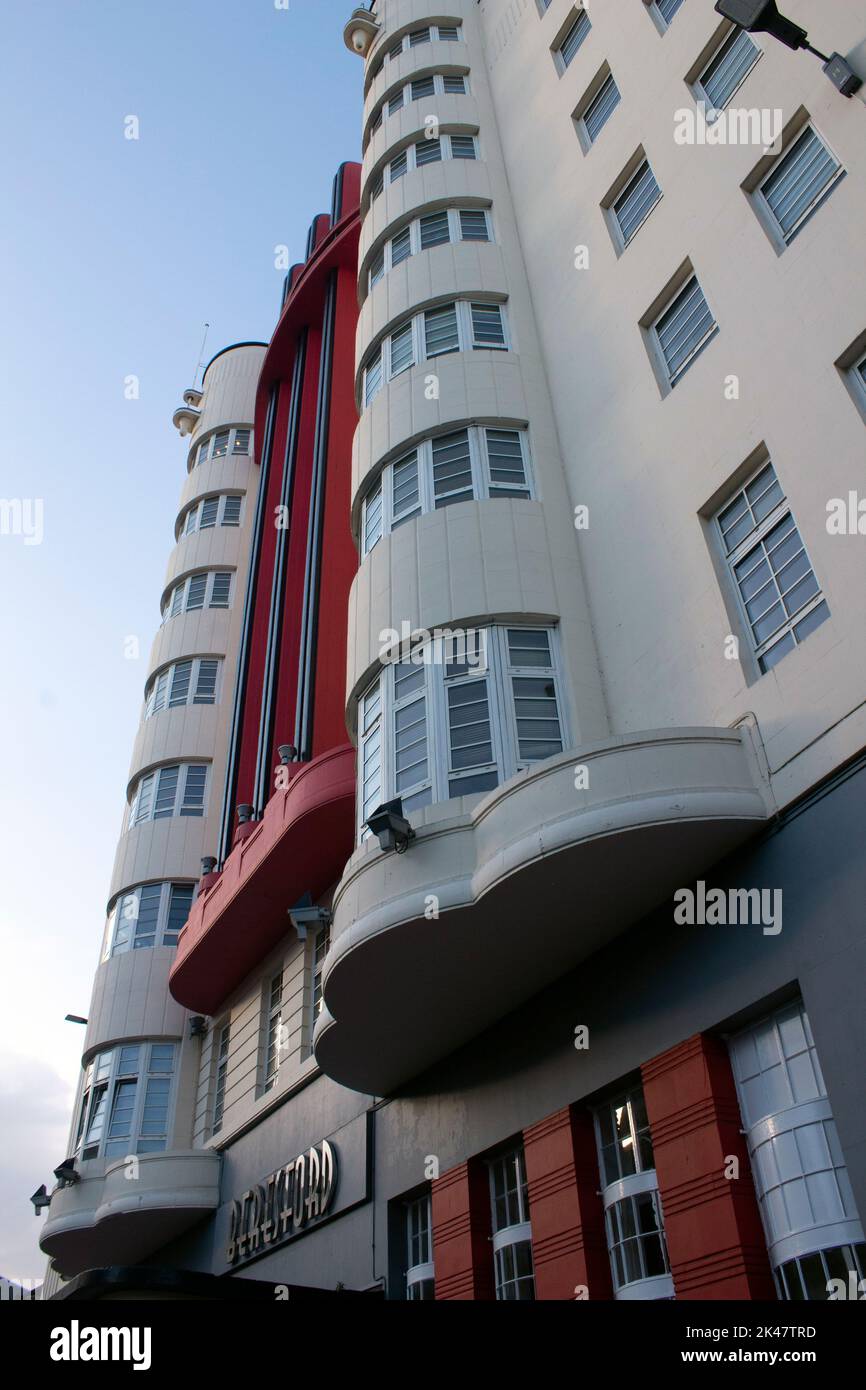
[135,755,866,1301]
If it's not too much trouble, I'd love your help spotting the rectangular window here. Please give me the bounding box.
[411,75,435,101]
[415,136,442,167]
[419,210,450,249]
[558,10,591,69]
[232,429,251,455]
[596,1086,654,1186]
[209,572,231,607]
[212,1022,230,1135]
[449,134,477,160]
[365,347,383,406]
[605,1192,670,1291]
[362,478,384,554]
[432,430,473,507]
[583,74,620,144]
[459,209,490,241]
[389,321,415,377]
[699,27,760,110]
[198,497,219,529]
[391,225,412,265]
[488,1148,535,1300]
[168,660,192,707]
[759,125,842,244]
[197,439,210,466]
[470,302,506,349]
[360,683,383,825]
[485,429,530,498]
[78,1044,176,1160]
[263,972,284,1093]
[716,459,828,672]
[164,884,194,946]
[655,0,685,25]
[442,74,466,94]
[194,659,219,703]
[653,275,718,385]
[131,884,162,948]
[612,159,661,245]
[369,247,385,289]
[153,766,180,819]
[409,27,431,47]
[405,1195,435,1300]
[506,628,563,761]
[389,90,405,115]
[222,495,242,526]
[308,925,329,1054]
[211,430,229,458]
[389,149,408,182]
[180,764,207,815]
[424,304,460,357]
[185,574,207,611]
[392,451,422,528]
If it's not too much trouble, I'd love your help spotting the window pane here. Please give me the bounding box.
[701,29,759,111]
[419,210,450,249]
[471,303,506,348]
[432,430,473,506]
[560,10,591,67]
[424,304,459,356]
[655,277,717,381]
[415,137,442,167]
[762,126,840,241]
[613,160,661,244]
[153,766,179,818]
[583,75,620,143]
[459,210,489,241]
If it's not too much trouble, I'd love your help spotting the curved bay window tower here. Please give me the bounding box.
[40,343,265,1285]
[319,0,771,1095]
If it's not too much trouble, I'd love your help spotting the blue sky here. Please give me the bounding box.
[0,0,362,1283]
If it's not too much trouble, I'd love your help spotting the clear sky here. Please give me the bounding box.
[0,0,363,1284]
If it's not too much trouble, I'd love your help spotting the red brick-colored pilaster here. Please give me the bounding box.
[642,1034,776,1300]
[523,1106,613,1300]
[431,1160,495,1300]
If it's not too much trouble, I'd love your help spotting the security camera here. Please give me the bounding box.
[365,798,416,854]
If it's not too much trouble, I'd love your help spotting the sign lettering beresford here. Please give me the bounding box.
[226,1139,337,1265]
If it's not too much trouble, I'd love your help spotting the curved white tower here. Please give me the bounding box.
[318,0,771,1095]
[40,343,266,1286]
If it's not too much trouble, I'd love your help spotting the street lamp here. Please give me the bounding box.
[714,1,862,96]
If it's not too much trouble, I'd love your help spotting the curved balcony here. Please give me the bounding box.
[169,745,356,1015]
[314,728,770,1095]
[39,1151,221,1279]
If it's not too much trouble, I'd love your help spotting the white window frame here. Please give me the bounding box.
[181,493,243,537]
[102,881,196,958]
[211,1020,231,1136]
[593,1086,673,1300]
[649,0,686,34]
[189,426,252,471]
[368,207,492,293]
[554,8,591,74]
[362,299,510,406]
[754,122,844,248]
[370,133,479,204]
[162,570,233,621]
[75,1043,177,1161]
[714,458,828,674]
[387,24,461,64]
[487,1148,535,1301]
[367,70,469,144]
[405,1193,435,1300]
[577,71,621,148]
[261,968,287,1095]
[128,762,209,828]
[144,657,221,718]
[361,426,533,556]
[649,273,719,388]
[357,624,566,837]
[607,156,662,251]
[307,923,330,1056]
[693,25,761,115]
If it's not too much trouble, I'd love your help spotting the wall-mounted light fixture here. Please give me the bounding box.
[715,1,862,95]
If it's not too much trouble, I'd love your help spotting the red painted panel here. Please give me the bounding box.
[169,746,356,1015]
[431,1160,495,1301]
[642,1034,776,1300]
[524,1107,613,1300]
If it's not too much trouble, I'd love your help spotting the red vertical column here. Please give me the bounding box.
[431,1160,494,1301]
[642,1034,776,1300]
[523,1107,613,1300]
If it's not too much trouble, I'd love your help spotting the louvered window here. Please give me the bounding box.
[558,10,591,69]
[699,28,760,110]
[652,276,718,385]
[582,74,620,143]
[759,126,842,243]
[612,160,661,245]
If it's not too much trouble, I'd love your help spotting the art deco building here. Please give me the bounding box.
[42,0,866,1302]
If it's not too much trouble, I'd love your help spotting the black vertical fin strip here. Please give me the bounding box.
[294,270,338,762]
[217,383,278,866]
[252,329,308,816]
